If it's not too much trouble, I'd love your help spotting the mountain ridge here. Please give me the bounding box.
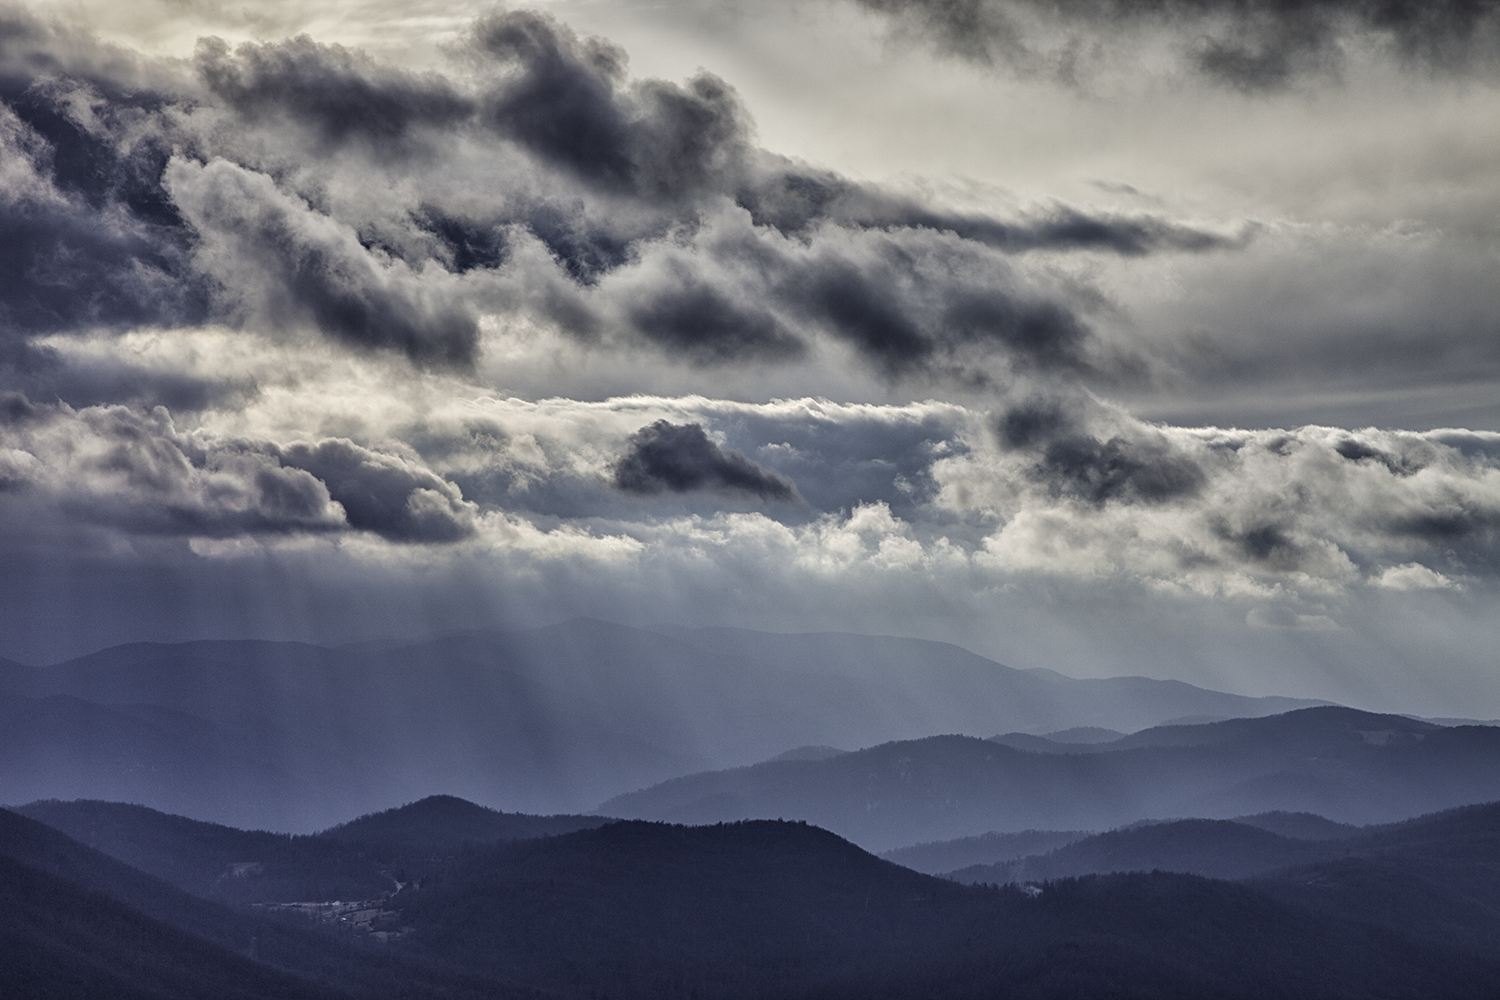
[601,707,1500,850]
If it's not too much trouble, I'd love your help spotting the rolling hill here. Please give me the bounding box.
[390,817,1500,999]
[0,807,518,1000]
[16,794,1500,998]
[318,795,611,853]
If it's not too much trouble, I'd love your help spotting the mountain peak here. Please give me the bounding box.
[318,795,609,853]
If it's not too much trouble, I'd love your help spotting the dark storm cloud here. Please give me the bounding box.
[1217,521,1306,570]
[0,390,38,425]
[194,36,474,155]
[0,15,476,368]
[592,216,1114,377]
[614,420,800,502]
[995,399,1206,504]
[624,266,805,363]
[1035,433,1207,504]
[275,439,477,542]
[739,168,1249,255]
[474,9,752,200]
[939,291,1092,372]
[995,398,1071,448]
[165,158,481,367]
[1334,437,1426,476]
[0,97,205,340]
[0,3,1248,390]
[850,0,1500,88]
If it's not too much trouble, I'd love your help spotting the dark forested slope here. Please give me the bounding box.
[392,818,1500,1000]
[14,797,1500,999]
[16,799,393,904]
[0,808,525,1000]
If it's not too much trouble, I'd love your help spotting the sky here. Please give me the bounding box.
[1,0,1497,715]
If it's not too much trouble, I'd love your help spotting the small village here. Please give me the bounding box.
[251,898,410,942]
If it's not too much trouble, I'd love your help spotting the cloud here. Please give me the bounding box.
[391,396,966,525]
[995,398,1207,504]
[738,164,1252,255]
[275,439,478,542]
[613,420,800,502]
[0,398,346,538]
[0,100,205,341]
[848,0,1500,88]
[194,35,474,156]
[0,3,1254,390]
[164,158,481,367]
[1371,563,1457,591]
[2,382,1498,711]
[474,9,752,201]
[26,385,1471,609]
[581,208,1120,378]
[0,395,477,543]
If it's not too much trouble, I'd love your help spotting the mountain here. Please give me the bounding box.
[1046,726,1129,743]
[600,707,1500,850]
[657,624,1324,736]
[0,808,516,1000]
[0,619,1328,828]
[319,795,611,854]
[989,731,1113,754]
[388,818,1498,999]
[933,799,1500,969]
[1251,801,1500,959]
[16,796,614,905]
[14,797,1500,998]
[881,829,1089,874]
[883,812,1354,876]
[14,800,394,905]
[0,853,351,1000]
[947,819,1327,883]
[764,745,849,762]
[1233,810,1359,840]
[946,800,1500,888]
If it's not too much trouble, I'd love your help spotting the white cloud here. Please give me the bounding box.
[1371,562,1457,592]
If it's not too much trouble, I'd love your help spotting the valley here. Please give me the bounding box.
[6,627,1500,998]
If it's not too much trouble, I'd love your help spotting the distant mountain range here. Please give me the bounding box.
[8,796,1500,999]
[879,810,1360,875]
[882,829,1091,874]
[940,800,1500,963]
[601,707,1500,850]
[0,619,1325,829]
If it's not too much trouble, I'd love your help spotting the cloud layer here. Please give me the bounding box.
[0,3,1250,390]
[853,0,1500,89]
[5,389,1495,603]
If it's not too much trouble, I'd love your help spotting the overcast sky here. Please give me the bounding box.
[2,0,1498,715]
